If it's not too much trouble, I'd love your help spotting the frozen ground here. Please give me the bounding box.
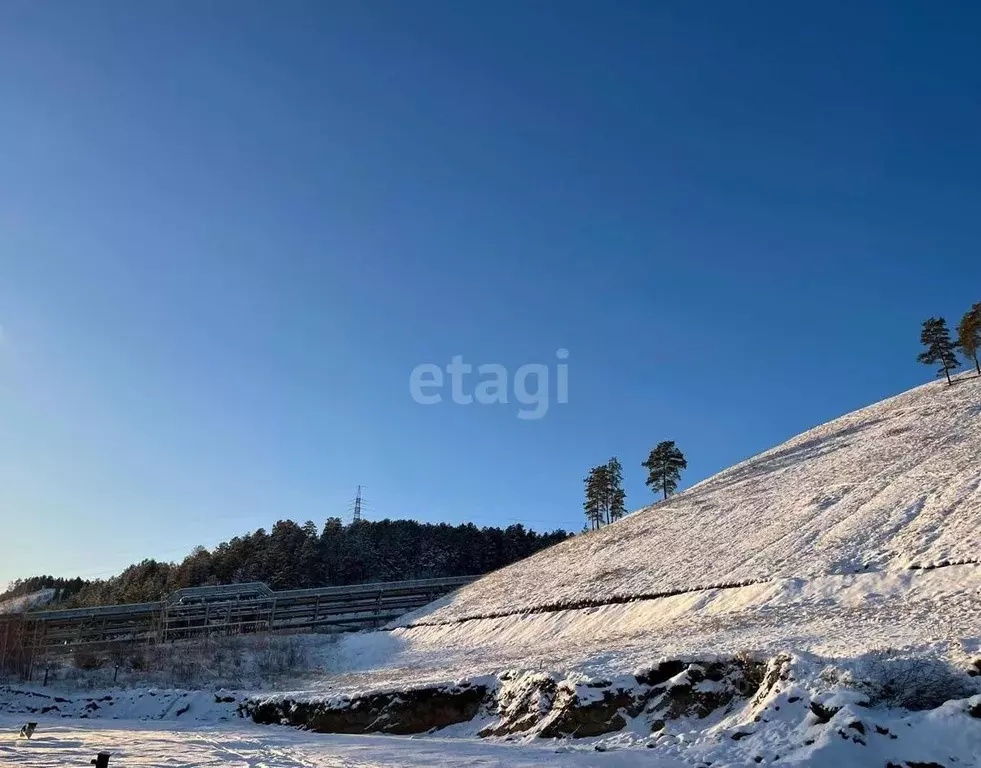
[4,669,980,767]
[0,716,683,767]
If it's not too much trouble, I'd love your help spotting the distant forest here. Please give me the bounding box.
[1,518,570,609]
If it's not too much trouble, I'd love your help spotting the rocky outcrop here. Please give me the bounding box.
[242,656,772,739]
[478,671,557,737]
[245,680,489,735]
[537,683,640,738]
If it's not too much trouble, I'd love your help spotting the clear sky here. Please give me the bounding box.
[1,1,980,588]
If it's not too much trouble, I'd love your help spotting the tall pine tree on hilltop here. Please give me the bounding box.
[918,316,960,385]
[582,458,627,530]
[606,457,627,523]
[583,466,605,531]
[956,302,981,376]
[642,441,687,500]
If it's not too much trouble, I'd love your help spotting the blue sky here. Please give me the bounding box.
[1,1,980,587]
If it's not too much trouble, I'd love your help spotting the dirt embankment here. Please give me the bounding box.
[241,655,773,738]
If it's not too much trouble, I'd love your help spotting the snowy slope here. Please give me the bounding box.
[279,375,981,695]
[0,588,56,614]
[399,375,981,626]
[3,376,979,767]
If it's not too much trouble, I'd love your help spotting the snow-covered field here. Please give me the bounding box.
[4,661,980,767]
[0,716,680,767]
[4,375,981,765]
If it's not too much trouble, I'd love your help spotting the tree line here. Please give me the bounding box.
[8,304,973,606]
[583,440,688,530]
[0,518,569,609]
[918,300,981,385]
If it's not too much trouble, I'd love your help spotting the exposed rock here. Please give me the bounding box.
[635,660,686,687]
[245,656,770,740]
[480,673,556,737]
[734,654,770,697]
[538,685,637,738]
[886,762,946,768]
[808,701,839,724]
[246,682,489,736]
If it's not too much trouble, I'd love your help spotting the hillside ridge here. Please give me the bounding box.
[396,375,981,628]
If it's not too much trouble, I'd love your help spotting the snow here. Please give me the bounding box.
[279,377,981,694]
[4,375,981,765]
[0,589,56,614]
[0,716,685,766]
[397,375,981,626]
[344,564,979,690]
[4,657,980,766]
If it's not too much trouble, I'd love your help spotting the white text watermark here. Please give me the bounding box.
[409,350,569,420]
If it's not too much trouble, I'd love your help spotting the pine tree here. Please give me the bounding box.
[642,441,687,500]
[918,317,960,385]
[583,467,601,531]
[956,302,981,376]
[596,465,612,525]
[606,457,627,522]
[583,465,610,530]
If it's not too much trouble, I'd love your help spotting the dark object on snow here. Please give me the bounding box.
[19,722,37,739]
[90,752,111,768]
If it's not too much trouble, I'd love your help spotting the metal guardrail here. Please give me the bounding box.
[167,582,274,605]
[271,575,476,600]
[19,601,162,622]
[0,576,475,653]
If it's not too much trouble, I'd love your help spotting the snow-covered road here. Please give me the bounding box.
[0,717,682,767]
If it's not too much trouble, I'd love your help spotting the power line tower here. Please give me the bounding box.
[352,485,364,523]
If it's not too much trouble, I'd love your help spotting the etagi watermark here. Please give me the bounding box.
[409,349,569,420]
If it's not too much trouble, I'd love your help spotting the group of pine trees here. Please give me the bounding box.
[918,301,981,384]
[582,458,627,530]
[0,518,570,609]
[583,441,687,530]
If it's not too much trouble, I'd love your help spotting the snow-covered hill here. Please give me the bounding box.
[4,376,980,767]
[0,588,56,614]
[400,374,981,626]
[256,374,979,765]
[296,375,981,697]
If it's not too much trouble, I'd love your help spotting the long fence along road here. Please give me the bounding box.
[0,576,473,667]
